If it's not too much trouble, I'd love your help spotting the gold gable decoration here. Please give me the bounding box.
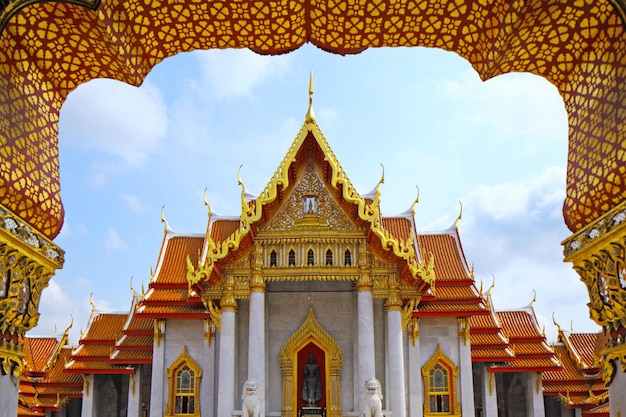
[187,118,435,290]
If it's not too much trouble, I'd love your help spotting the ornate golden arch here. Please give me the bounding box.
[165,346,203,417]
[279,307,343,417]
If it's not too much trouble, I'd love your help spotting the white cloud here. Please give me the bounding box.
[442,70,567,147]
[105,228,129,251]
[59,79,168,166]
[195,49,291,100]
[433,166,600,341]
[122,194,145,214]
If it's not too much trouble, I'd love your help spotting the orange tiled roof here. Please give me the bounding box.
[414,229,486,316]
[489,308,560,372]
[65,312,132,374]
[138,233,210,318]
[111,297,155,364]
[381,217,412,243]
[22,337,59,374]
[211,219,241,243]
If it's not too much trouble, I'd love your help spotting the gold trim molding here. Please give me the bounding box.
[0,204,64,376]
[563,198,626,384]
[279,307,343,417]
[421,345,461,417]
[165,346,203,417]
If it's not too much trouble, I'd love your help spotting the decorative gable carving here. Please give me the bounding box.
[260,164,358,233]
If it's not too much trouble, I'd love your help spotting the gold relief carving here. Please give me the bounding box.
[489,372,494,396]
[458,317,470,346]
[261,165,358,233]
[203,318,215,348]
[206,300,222,333]
[401,299,417,331]
[0,222,62,376]
[599,343,626,385]
[154,319,166,347]
[385,273,402,311]
[279,307,343,417]
[407,317,419,346]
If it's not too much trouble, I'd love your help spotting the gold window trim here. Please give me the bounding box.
[421,345,461,417]
[165,346,203,417]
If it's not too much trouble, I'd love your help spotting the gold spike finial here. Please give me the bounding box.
[160,206,170,232]
[552,312,563,335]
[455,201,463,228]
[203,188,212,218]
[411,186,420,214]
[470,262,475,280]
[305,71,315,123]
[238,164,248,210]
[479,279,483,297]
[530,289,536,307]
[89,293,95,314]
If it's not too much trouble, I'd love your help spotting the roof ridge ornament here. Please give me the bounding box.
[305,70,315,123]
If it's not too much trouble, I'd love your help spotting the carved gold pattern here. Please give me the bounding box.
[563,208,626,385]
[279,307,343,417]
[261,165,357,233]
[154,319,165,348]
[407,317,419,347]
[165,346,202,417]
[0,207,63,375]
[422,345,461,417]
[188,121,434,288]
[458,317,470,346]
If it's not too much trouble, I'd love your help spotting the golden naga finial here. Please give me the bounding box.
[411,186,420,215]
[141,281,146,298]
[552,312,563,335]
[530,289,537,308]
[570,320,574,331]
[149,265,154,283]
[486,274,495,296]
[203,188,212,218]
[89,293,95,315]
[238,164,248,210]
[130,276,138,298]
[160,206,170,232]
[65,315,73,335]
[305,70,315,123]
[455,201,463,228]
[469,261,475,280]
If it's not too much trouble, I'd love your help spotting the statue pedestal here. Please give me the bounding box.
[299,406,325,417]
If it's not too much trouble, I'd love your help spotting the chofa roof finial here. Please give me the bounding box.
[305,70,315,123]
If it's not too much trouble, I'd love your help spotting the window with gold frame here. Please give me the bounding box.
[165,346,202,417]
[421,345,461,417]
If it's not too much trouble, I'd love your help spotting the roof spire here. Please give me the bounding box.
[305,70,315,123]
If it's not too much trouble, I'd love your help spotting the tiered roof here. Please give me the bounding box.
[138,231,209,319]
[415,225,486,316]
[65,312,132,375]
[18,329,82,416]
[543,329,608,416]
[490,307,561,373]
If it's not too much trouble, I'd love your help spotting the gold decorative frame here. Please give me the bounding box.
[165,346,203,417]
[421,345,461,417]
[279,307,343,417]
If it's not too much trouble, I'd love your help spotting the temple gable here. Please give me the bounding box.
[259,164,359,234]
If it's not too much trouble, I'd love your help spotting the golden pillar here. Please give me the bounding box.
[0,205,64,376]
[562,199,626,385]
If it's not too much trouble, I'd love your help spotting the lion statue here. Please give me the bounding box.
[361,378,383,417]
[242,378,262,417]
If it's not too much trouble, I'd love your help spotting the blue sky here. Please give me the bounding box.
[34,44,596,343]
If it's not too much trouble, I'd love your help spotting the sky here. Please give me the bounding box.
[31,43,599,344]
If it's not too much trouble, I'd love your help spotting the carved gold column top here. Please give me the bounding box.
[385,273,402,312]
[250,244,265,293]
[0,204,65,376]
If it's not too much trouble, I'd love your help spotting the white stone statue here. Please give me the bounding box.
[362,378,383,417]
[242,378,262,417]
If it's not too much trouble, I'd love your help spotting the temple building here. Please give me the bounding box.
[16,95,610,417]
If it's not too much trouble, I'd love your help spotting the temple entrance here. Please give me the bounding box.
[279,308,343,417]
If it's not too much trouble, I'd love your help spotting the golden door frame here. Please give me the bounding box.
[279,307,343,417]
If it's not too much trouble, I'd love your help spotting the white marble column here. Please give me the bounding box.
[609,366,626,417]
[217,274,238,417]
[249,245,266,387]
[525,372,545,417]
[481,366,498,417]
[406,318,423,417]
[80,374,96,417]
[357,245,376,393]
[127,366,142,417]
[457,318,475,416]
[386,308,406,417]
[150,320,166,417]
[0,373,18,417]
